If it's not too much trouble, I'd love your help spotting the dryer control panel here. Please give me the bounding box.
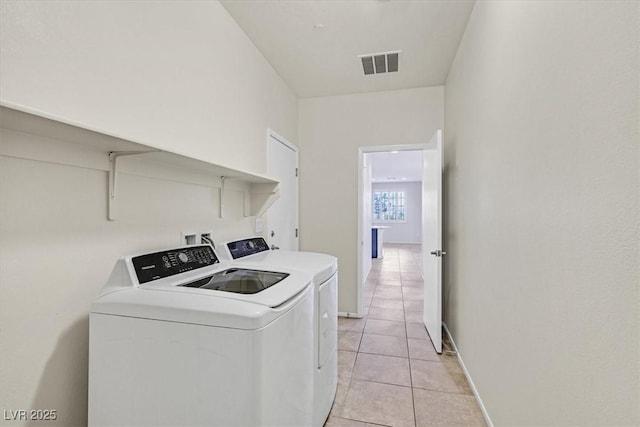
[132,245,219,284]
[226,238,270,259]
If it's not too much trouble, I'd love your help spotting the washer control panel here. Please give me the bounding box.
[132,245,219,284]
[226,238,270,259]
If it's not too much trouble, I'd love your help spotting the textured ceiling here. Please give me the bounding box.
[221,0,475,98]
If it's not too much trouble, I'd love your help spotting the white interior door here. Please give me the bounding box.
[422,130,443,353]
[267,131,298,251]
[361,154,372,282]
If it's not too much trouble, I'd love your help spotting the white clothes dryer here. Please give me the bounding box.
[216,237,338,427]
[88,244,314,427]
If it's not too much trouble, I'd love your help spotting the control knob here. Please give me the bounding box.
[177,252,189,264]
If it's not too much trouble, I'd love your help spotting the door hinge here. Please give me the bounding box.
[295,167,298,177]
[295,228,299,238]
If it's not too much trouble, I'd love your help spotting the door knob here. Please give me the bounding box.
[430,250,447,257]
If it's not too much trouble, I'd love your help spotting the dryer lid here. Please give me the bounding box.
[220,237,338,284]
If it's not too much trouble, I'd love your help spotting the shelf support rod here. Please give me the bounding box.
[108,150,158,221]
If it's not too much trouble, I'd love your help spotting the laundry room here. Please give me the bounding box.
[1,1,638,427]
[0,2,298,425]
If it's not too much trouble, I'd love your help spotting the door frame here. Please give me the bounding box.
[356,143,429,317]
[266,128,299,250]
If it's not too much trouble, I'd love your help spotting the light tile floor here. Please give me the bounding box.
[325,244,486,427]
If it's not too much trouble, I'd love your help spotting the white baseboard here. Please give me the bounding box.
[442,322,494,427]
[338,311,364,318]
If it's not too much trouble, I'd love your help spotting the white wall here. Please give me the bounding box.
[372,182,422,244]
[444,1,639,425]
[0,2,297,426]
[298,87,443,314]
[0,0,297,173]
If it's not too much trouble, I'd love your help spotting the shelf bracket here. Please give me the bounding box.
[219,176,226,219]
[108,150,158,220]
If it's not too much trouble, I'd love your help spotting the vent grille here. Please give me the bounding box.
[359,51,400,75]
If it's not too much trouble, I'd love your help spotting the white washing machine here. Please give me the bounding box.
[88,244,314,427]
[216,237,338,427]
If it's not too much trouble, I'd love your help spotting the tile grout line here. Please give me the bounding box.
[398,250,418,427]
[337,248,424,426]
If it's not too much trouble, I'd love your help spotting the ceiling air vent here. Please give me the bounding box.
[359,51,400,75]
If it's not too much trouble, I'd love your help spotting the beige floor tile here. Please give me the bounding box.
[404,310,423,323]
[440,353,464,375]
[364,319,406,337]
[376,284,402,292]
[377,278,402,287]
[367,307,405,322]
[362,296,374,308]
[372,294,403,302]
[410,359,472,394]
[370,298,405,310]
[338,350,357,378]
[401,272,423,281]
[378,272,401,282]
[338,331,362,352]
[352,353,411,386]
[359,334,409,358]
[328,375,351,419]
[340,380,415,427]
[380,262,400,269]
[413,388,486,427]
[332,244,481,427]
[338,317,366,332]
[324,416,383,427]
[402,287,424,301]
[406,322,430,340]
[363,287,375,296]
[408,338,440,361]
[403,300,423,312]
[374,286,403,299]
[401,279,424,288]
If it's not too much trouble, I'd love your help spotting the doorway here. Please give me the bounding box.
[357,131,443,352]
[267,129,299,251]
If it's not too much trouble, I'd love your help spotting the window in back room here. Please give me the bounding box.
[373,191,406,222]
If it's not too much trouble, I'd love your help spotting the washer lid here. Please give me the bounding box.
[179,268,289,294]
[146,267,311,308]
[91,269,313,330]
